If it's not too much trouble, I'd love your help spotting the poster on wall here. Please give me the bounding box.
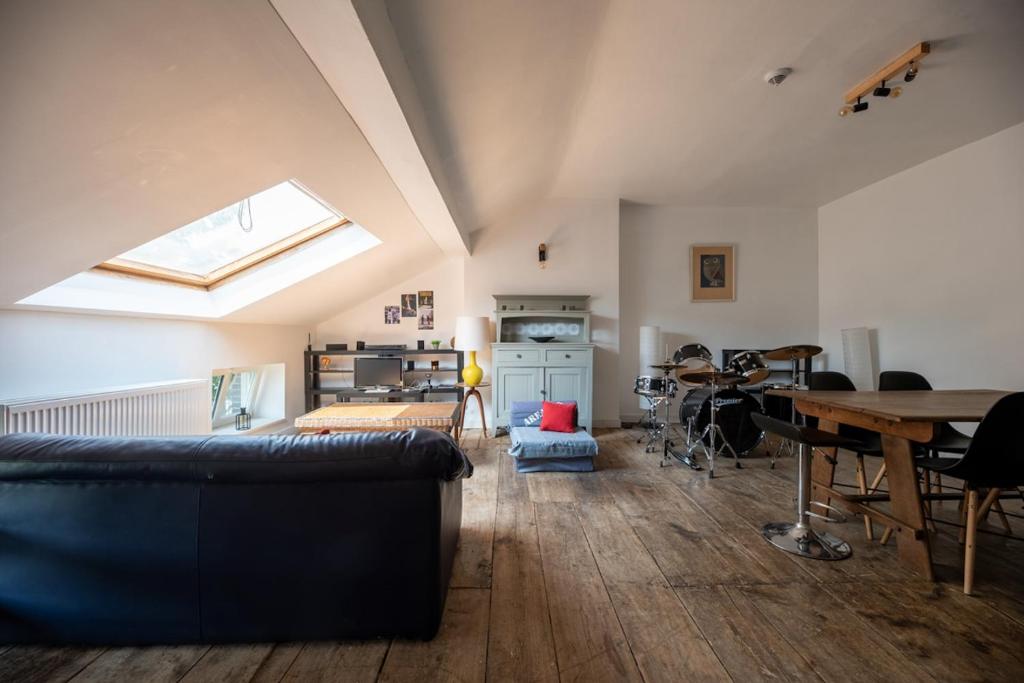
[401,293,417,317]
[418,306,434,330]
[690,244,735,302]
[384,305,401,325]
[418,290,434,307]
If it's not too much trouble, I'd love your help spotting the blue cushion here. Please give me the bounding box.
[515,456,594,473]
[508,426,598,460]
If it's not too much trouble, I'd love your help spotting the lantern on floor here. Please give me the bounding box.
[235,407,251,431]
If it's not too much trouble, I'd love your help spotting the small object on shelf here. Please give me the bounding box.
[320,356,332,370]
[431,340,441,349]
[529,336,555,343]
[431,360,440,371]
[326,343,348,351]
[235,407,251,431]
[417,340,425,350]
[356,341,365,351]
[407,360,415,371]
[538,242,547,268]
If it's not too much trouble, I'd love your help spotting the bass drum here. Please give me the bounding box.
[679,388,765,455]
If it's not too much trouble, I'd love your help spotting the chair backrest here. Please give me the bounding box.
[879,371,933,391]
[808,371,856,391]
[954,392,1024,488]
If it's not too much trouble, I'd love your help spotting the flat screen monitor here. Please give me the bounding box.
[354,357,403,388]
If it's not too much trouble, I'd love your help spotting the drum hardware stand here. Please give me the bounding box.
[652,367,701,471]
[637,393,666,454]
[685,377,741,478]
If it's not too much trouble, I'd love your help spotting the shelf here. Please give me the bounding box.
[306,349,461,356]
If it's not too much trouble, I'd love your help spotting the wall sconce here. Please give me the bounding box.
[538,243,547,269]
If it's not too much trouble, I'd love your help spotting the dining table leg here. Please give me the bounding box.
[880,434,934,581]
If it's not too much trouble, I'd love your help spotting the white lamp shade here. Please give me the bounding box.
[454,316,491,352]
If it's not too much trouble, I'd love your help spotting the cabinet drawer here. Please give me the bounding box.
[496,349,541,363]
[545,349,589,363]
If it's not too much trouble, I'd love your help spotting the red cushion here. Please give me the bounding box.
[539,401,576,433]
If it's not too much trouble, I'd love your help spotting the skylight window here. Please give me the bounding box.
[98,180,348,287]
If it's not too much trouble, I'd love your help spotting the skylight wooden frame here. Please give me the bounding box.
[94,216,351,290]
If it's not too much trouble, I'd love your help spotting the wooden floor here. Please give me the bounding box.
[4,428,1024,682]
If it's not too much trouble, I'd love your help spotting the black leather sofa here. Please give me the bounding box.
[0,429,471,644]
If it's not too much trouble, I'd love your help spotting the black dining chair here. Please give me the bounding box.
[917,392,1024,595]
[879,370,974,526]
[807,371,886,540]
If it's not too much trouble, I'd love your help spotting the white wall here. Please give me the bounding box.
[818,121,1024,392]
[316,258,465,348]
[0,310,308,425]
[316,199,621,428]
[463,198,621,427]
[619,204,819,420]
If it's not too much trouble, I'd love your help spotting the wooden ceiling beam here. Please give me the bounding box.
[844,42,930,104]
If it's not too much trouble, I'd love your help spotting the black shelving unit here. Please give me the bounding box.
[304,348,465,412]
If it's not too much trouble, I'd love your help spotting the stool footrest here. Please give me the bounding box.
[808,501,848,524]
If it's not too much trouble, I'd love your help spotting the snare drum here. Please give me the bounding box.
[729,350,771,385]
[634,375,678,397]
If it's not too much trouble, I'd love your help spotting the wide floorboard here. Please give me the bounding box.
[4,428,1024,682]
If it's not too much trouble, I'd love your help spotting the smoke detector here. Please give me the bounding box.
[764,67,793,86]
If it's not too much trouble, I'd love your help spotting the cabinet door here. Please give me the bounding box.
[544,366,587,406]
[495,366,543,423]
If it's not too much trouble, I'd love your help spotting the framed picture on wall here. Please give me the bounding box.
[690,244,735,302]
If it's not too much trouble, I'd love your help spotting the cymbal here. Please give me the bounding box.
[649,362,686,371]
[763,344,823,361]
[678,370,750,386]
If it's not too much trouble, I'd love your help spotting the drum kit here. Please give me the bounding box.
[633,343,823,478]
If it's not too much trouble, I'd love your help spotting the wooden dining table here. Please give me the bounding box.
[767,388,1011,580]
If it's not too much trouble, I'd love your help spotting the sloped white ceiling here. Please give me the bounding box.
[0,0,453,324]
[378,0,1024,228]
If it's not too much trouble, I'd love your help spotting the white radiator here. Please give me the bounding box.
[0,380,211,437]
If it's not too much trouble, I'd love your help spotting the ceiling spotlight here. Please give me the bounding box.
[873,79,891,97]
[838,105,853,117]
[889,85,903,98]
[904,61,918,82]
[852,96,868,113]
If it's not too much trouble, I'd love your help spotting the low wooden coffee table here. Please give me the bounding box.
[294,402,460,434]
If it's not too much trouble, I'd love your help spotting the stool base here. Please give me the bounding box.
[762,522,852,561]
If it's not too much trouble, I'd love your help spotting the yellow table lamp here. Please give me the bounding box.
[454,316,491,387]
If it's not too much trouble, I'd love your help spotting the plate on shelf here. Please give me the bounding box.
[529,336,555,343]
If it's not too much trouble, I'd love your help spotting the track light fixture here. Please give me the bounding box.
[838,42,928,119]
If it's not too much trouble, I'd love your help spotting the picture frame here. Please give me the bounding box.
[690,244,735,302]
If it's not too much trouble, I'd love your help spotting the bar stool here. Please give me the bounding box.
[752,413,863,560]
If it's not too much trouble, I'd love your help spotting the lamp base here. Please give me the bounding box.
[462,350,483,387]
